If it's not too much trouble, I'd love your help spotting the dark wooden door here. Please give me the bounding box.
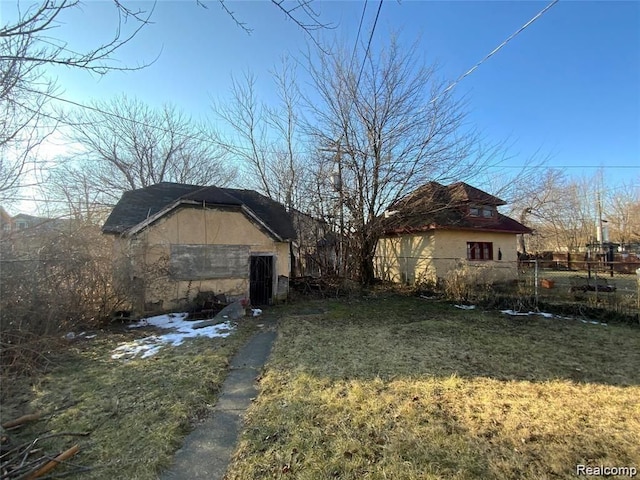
[250,255,274,306]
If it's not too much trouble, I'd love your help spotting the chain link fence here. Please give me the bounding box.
[374,255,639,321]
[517,260,639,318]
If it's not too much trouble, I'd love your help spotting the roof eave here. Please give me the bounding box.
[383,224,532,236]
[112,199,291,243]
[240,205,285,242]
[123,199,188,237]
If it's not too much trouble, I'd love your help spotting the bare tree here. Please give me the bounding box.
[67,95,235,204]
[0,1,153,202]
[214,62,308,212]
[509,173,597,253]
[543,178,596,252]
[209,0,333,52]
[0,83,52,201]
[41,163,111,224]
[266,61,307,211]
[497,167,567,254]
[604,181,640,248]
[214,73,272,196]
[304,37,496,284]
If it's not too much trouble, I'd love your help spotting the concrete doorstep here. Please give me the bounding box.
[160,326,277,480]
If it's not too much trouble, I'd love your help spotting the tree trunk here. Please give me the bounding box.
[518,234,527,256]
[357,237,377,286]
[519,208,530,255]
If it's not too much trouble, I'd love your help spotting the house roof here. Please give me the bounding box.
[102,182,296,241]
[381,181,531,235]
[11,213,71,232]
[447,182,506,206]
[0,206,13,225]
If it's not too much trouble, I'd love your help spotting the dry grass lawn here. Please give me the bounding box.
[1,317,261,479]
[226,295,640,479]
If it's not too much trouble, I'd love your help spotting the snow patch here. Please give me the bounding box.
[112,313,234,360]
[500,310,607,326]
[454,304,476,310]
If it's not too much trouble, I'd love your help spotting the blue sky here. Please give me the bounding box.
[3,0,639,204]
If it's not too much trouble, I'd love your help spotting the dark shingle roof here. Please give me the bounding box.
[102,182,296,240]
[381,182,530,235]
[447,182,506,206]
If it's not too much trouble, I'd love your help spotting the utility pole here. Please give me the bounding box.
[594,191,602,299]
[596,191,604,253]
[320,140,345,277]
[333,144,344,277]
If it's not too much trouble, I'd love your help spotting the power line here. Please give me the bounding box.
[355,0,383,92]
[21,88,273,158]
[30,88,204,140]
[488,165,639,169]
[10,89,640,173]
[433,0,559,103]
[350,0,368,70]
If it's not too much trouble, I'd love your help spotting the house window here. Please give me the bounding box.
[467,242,493,261]
[470,206,494,218]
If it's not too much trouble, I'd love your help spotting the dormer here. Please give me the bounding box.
[468,204,497,219]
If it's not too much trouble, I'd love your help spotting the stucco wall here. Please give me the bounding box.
[376,229,519,285]
[432,230,519,282]
[112,206,290,309]
[375,232,436,284]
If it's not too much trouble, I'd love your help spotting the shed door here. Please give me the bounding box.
[250,255,274,306]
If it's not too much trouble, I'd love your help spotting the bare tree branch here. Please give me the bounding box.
[206,0,334,53]
[304,36,499,284]
[65,95,235,204]
[0,1,155,74]
[0,1,155,203]
[215,0,252,34]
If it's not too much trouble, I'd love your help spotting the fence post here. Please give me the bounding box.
[534,258,539,310]
[594,261,599,303]
[636,268,639,312]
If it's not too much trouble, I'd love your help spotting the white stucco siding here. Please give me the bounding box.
[114,206,290,309]
[376,229,520,285]
[432,230,519,282]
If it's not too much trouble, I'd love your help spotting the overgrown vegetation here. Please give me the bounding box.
[434,261,639,325]
[1,316,261,479]
[0,223,121,382]
[226,295,640,479]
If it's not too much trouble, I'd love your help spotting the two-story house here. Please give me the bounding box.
[375,182,531,285]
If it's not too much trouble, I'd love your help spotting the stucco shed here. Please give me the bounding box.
[103,182,296,310]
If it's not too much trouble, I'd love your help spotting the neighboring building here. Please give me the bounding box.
[102,182,296,310]
[375,181,531,285]
[0,209,72,255]
[11,213,70,232]
[0,207,14,236]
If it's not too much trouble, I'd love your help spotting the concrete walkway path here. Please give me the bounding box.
[161,321,277,480]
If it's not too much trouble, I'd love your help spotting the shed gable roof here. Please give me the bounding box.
[102,182,296,240]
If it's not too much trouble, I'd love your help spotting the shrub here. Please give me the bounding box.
[443,261,494,303]
[0,222,122,384]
